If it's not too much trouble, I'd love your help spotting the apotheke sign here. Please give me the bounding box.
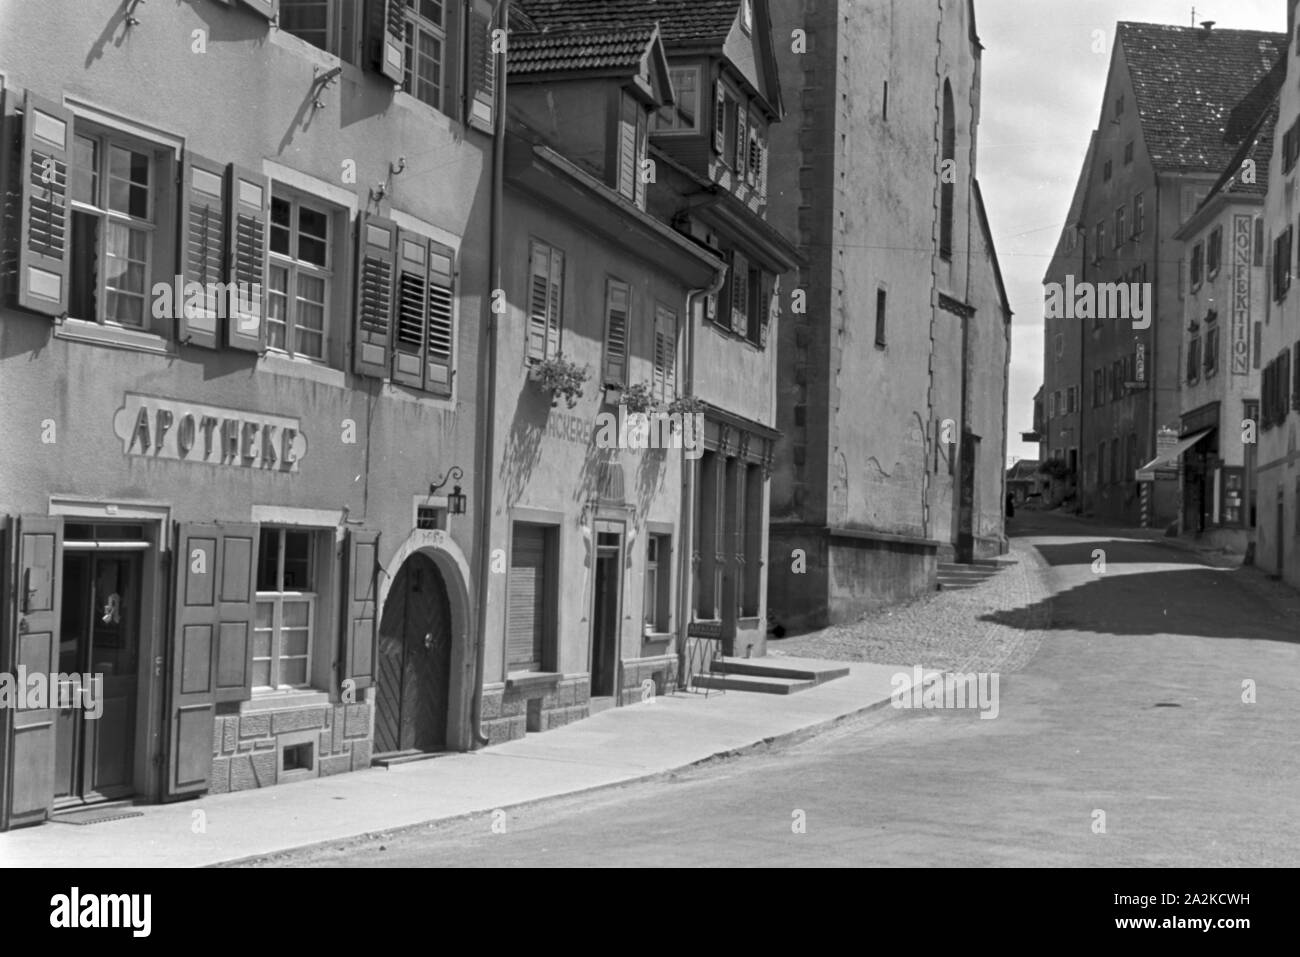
[113,393,307,472]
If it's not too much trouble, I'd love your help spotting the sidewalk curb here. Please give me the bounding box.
[219,688,902,867]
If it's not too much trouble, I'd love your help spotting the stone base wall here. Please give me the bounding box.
[618,655,679,706]
[480,676,590,745]
[209,701,372,794]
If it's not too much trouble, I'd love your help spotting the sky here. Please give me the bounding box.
[977,0,1287,466]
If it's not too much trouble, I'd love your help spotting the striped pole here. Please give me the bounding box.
[1140,482,1151,529]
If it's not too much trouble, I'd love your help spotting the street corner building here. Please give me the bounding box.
[479,0,797,734]
[0,0,496,829]
[764,0,1013,633]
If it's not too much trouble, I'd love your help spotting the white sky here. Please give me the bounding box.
[978,0,1286,465]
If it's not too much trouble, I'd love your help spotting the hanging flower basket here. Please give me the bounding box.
[620,382,659,414]
[528,354,590,409]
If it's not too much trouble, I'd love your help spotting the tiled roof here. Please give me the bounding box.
[515,0,739,47]
[1118,22,1286,175]
[509,25,657,75]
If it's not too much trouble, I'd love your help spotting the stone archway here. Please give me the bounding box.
[376,530,474,752]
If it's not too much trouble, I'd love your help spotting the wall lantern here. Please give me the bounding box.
[430,466,467,516]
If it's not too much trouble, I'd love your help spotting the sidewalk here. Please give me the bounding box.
[0,659,901,868]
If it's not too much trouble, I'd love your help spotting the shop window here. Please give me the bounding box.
[402,0,447,111]
[526,239,564,361]
[644,534,671,632]
[254,527,318,691]
[655,66,701,132]
[267,190,335,362]
[68,126,174,333]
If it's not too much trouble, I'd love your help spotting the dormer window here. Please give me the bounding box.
[655,66,702,132]
[616,90,650,209]
[741,0,753,34]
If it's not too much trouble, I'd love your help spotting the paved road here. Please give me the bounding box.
[254,512,1300,867]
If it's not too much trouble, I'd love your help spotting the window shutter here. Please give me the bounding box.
[354,213,397,378]
[527,240,551,360]
[603,279,630,386]
[655,306,677,398]
[507,526,546,670]
[238,0,278,21]
[16,91,73,318]
[618,95,637,201]
[467,0,496,132]
[343,528,380,691]
[713,81,726,154]
[225,164,267,352]
[365,0,405,84]
[760,272,777,347]
[393,229,429,390]
[168,522,259,798]
[634,108,648,208]
[758,137,769,198]
[731,251,749,334]
[735,105,748,173]
[179,151,227,349]
[426,240,455,394]
[545,244,563,357]
[4,516,63,827]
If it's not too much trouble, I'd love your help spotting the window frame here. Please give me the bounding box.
[402,0,448,112]
[253,527,319,693]
[266,189,335,363]
[655,65,702,134]
[644,533,672,632]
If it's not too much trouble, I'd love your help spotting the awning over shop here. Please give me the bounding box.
[1136,428,1213,476]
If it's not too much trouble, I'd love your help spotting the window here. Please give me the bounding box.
[1114,206,1125,249]
[1274,227,1293,301]
[1067,385,1078,413]
[527,240,563,361]
[1190,241,1203,291]
[644,534,671,632]
[882,80,889,121]
[1093,222,1104,263]
[1115,94,1124,116]
[1132,193,1144,237]
[602,278,630,387]
[1124,140,1133,164]
[940,80,955,260]
[254,528,317,691]
[279,0,362,65]
[69,129,164,329]
[1048,391,1057,419]
[655,66,701,132]
[616,90,649,208]
[507,523,555,671]
[1207,225,1222,278]
[1205,325,1219,376]
[267,192,332,361]
[1286,120,1300,174]
[392,230,456,394]
[1187,336,1201,383]
[875,288,887,347]
[653,305,678,401]
[402,0,446,110]
[1103,159,1112,182]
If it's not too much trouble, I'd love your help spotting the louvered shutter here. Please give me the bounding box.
[3,516,62,827]
[343,529,380,691]
[393,229,429,389]
[603,280,630,386]
[225,165,267,352]
[545,245,563,357]
[506,525,546,670]
[618,95,637,201]
[467,0,496,132]
[239,0,278,20]
[655,306,677,400]
[735,105,748,173]
[713,81,726,153]
[168,523,258,798]
[634,108,648,208]
[354,213,397,378]
[365,0,405,84]
[731,251,749,334]
[426,240,455,394]
[17,92,72,318]
[179,152,227,348]
[527,240,551,360]
[758,138,769,198]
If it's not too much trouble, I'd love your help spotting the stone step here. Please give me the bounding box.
[692,673,815,695]
[712,658,850,684]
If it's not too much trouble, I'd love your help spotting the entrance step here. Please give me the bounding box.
[712,657,850,685]
[588,696,616,715]
[692,673,814,694]
[371,749,448,768]
[936,559,1012,592]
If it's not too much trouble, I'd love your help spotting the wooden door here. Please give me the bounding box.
[375,554,451,754]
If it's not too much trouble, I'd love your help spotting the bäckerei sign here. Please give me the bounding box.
[113,393,307,472]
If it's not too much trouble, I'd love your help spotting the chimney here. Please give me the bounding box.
[1200,20,1216,37]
